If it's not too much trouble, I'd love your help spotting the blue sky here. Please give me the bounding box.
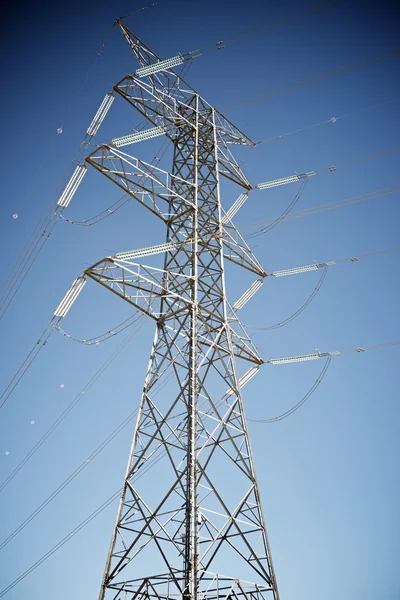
[0,0,399,598]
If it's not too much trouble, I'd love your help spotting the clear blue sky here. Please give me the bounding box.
[0,0,399,598]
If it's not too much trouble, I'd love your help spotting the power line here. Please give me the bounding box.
[0,407,139,551]
[1,336,399,595]
[0,320,145,493]
[266,246,400,278]
[222,47,400,112]
[0,441,168,597]
[246,148,400,239]
[248,266,329,330]
[0,24,120,319]
[0,419,174,596]
[0,132,172,321]
[0,365,179,549]
[186,0,346,58]
[250,177,309,236]
[252,146,400,193]
[247,355,332,423]
[0,324,55,412]
[54,311,143,346]
[0,489,121,598]
[244,247,399,331]
[60,138,171,227]
[265,340,400,364]
[257,97,400,144]
[240,185,400,232]
[248,339,400,424]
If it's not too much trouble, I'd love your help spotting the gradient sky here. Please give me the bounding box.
[0,1,399,599]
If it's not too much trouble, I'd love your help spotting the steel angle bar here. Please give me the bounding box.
[111,258,192,282]
[85,147,195,222]
[216,140,252,190]
[228,325,263,365]
[200,509,261,530]
[199,487,257,563]
[213,111,255,147]
[114,75,197,133]
[84,266,163,321]
[222,229,266,277]
[100,146,196,208]
[108,260,192,308]
[85,148,166,222]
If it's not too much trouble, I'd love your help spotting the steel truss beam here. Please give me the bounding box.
[87,24,280,600]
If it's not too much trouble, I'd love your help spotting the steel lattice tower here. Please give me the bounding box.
[84,21,280,600]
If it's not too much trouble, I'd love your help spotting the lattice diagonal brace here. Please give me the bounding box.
[85,23,280,600]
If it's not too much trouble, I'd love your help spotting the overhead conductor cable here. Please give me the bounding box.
[266,340,400,365]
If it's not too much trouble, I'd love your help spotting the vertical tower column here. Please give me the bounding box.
[84,23,280,600]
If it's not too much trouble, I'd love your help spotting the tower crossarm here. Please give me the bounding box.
[116,20,255,150]
[86,145,196,222]
[84,257,192,321]
[113,75,253,189]
[221,223,266,276]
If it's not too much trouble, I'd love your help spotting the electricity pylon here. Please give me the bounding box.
[84,21,280,600]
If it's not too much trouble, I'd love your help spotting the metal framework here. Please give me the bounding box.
[85,21,280,600]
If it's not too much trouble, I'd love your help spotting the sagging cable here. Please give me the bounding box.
[0,276,89,410]
[246,176,308,238]
[54,311,142,346]
[249,339,400,423]
[247,356,332,423]
[248,266,328,330]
